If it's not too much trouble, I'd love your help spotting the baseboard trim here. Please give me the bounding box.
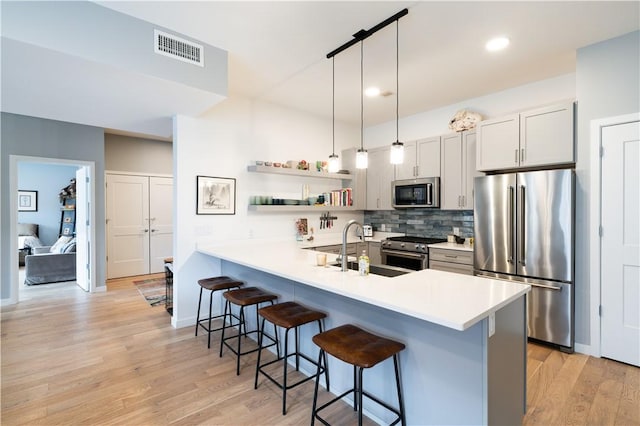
[1,297,17,307]
[574,343,596,357]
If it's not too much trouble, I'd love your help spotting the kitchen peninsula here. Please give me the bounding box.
[197,236,530,425]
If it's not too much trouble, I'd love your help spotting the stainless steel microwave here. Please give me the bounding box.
[392,177,440,208]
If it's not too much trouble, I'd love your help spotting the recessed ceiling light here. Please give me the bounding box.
[485,36,510,52]
[365,87,381,97]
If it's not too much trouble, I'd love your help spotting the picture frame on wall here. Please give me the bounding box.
[18,190,38,212]
[196,175,236,215]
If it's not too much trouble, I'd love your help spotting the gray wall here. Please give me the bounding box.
[105,134,172,175]
[1,112,106,298]
[574,30,640,345]
[18,163,78,246]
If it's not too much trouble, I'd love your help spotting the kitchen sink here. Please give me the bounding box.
[329,261,412,278]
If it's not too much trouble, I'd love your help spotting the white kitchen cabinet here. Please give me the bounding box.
[441,131,480,210]
[394,137,441,180]
[476,102,575,172]
[519,103,574,168]
[366,147,394,210]
[476,114,519,171]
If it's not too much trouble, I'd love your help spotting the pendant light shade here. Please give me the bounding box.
[389,20,404,165]
[328,154,340,173]
[390,141,404,164]
[356,149,368,169]
[328,57,340,173]
[355,40,368,169]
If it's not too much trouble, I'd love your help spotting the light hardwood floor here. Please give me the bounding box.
[2,275,638,425]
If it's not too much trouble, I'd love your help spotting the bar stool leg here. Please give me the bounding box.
[195,287,203,336]
[357,367,364,426]
[282,328,290,415]
[394,354,406,426]
[219,299,230,357]
[253,317,266,389]
[353,365,358,411]
[235,306,246,375]
[311,348,325,426]
[207,290,214,348]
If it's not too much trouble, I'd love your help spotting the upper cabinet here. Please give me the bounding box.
[476,102,575,172]
[366,147,394,210]
[441,131,480,210]
[394,136,441,180]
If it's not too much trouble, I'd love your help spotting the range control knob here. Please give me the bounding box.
[415,245,420,249]
[400,243,405,248]
[421,245,426,250]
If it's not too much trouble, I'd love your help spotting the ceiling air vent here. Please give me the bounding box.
[154,29,204,67]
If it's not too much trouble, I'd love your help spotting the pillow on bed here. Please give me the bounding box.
[50,236,73,254]
[18,235,44,249]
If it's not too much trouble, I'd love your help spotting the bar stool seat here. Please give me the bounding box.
[195,276,243,348]
[254,302,330,415]
[220,287,279,375]
[311,324,406,426]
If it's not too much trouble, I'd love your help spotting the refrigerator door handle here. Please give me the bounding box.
[529,282,562,291]
[508,186,515,264]
[519,185,526,266]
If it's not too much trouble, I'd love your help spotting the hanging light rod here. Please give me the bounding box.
[326,8,408,59]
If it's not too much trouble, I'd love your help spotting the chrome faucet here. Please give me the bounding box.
[341,219,363,272]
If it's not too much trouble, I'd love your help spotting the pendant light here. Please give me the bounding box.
[328,56,340,173]
[355,40,368,169]
[390,20,404,165]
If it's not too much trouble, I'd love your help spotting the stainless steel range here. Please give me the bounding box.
[381,236,447,271]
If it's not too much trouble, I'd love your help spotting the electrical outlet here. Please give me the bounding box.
[453,227,460,235]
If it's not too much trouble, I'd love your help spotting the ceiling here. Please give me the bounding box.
[3,1,639,138]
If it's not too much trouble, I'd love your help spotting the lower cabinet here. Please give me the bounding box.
[314,243,357,256]
[313,241,381,264]
[429,248,474,275]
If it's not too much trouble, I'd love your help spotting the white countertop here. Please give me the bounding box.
[428,241,474,252]
[197,237,529,331]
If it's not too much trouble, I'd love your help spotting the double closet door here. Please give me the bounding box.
[106,174,173,279]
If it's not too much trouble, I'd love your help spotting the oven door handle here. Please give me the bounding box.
[381,249,426,259]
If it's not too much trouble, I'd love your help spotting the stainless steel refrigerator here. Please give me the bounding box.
[474,169,575,351]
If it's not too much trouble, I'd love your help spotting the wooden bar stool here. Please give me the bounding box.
[311,324,406,426]
[254,301,330,415]
[194,276,243,348]
[220,287,279,375]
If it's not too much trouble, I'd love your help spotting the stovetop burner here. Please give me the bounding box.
[386,236,447,245]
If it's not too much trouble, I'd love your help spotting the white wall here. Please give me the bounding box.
[172,97,362,328]
[365,73,576,147]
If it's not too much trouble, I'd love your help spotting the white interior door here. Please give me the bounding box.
[601,120,640,367]
[106,174,150,279]
[149,176,173,273]
[75,167,90,291]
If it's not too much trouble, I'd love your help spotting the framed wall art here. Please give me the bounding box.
[18,190,38,212]
[196,175,236,215]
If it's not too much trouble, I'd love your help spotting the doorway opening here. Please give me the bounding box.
[9,155,96,303]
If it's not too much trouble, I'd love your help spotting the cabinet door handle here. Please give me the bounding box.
[515,149,519,164]
[520,148,525,163]
[461,195,465,207]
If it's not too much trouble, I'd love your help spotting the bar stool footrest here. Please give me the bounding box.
[197,312,240,334]
[221,329,277,357]
[313,388,402,426]
[257,352,326,392]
